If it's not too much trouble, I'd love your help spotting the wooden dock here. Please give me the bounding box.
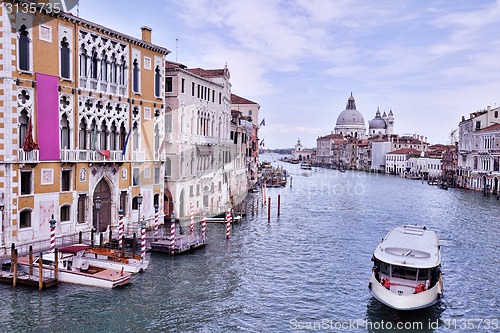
[150,235,206,254]
[0,258,58,289]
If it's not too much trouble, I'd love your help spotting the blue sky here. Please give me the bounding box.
[76,0,500,149]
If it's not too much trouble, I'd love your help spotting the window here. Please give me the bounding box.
[60,38,71,79]
[165,76,173,92]
[219,92,222,104]
[60,205,71,222]
[155,66,162,97]
[144,57,151,70]
[21,171,32,195]
[77,194,87,224]
[154,167,160,184]
[476,121,481,130]
[181,78,185,93]
[165,157,172,177]
[20,210,32,228]
[101,52,108,82]
[119,191,128,216]
[91,50,98,79]
[19,109,29,148]
[132,196,139,210]
[19,25,30,71]
[79,45,87,77]
[62,170,71,191]
[133,167,140,186]
[133,59,140,93]
[79,119,87,150]
[60,114,70,149]
[192,82,195,96]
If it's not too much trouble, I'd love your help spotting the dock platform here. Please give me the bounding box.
[0,259,58,289]
[150,235,206,254]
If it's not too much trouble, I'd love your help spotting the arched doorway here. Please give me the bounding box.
[164,187,173,218]
[93,178,112,232]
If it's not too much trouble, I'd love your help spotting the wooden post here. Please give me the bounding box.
[108,228,112,247]
[132,233,137,254]
[91,228,95,247]
[79,231,82,244]
[267,197,271,221]
[54,249,59,281]
[12,249,18,287]
[277,195,281,217]
[11,243,15,260]
[38,252,43,291]
[290,176,293,188]
[29,246,33,276]
[99,233,104,247]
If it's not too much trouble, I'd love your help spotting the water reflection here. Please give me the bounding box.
[365,297,445,333]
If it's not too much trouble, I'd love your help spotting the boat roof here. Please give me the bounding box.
[59,244,92,254]
[373,225,441,268]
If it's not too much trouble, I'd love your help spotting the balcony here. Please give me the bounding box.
[154,151,167,161]
[132,151,145,161]
[18,149,39,163]
[61,149,125,162]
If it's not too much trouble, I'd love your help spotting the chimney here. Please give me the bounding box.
[141,26,152,43]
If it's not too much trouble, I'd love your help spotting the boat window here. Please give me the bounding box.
[417,268,429,280]
[380,262,390,275]
[391,265,418,280]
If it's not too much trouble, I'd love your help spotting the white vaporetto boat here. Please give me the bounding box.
[18,245,133,288]
[368,225,443,310]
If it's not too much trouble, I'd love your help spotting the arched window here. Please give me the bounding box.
[165,156,172,177]
[110,54,117,84]
[100,121,108,150]
[120,56,126,85]
[110,122,117,150]
[101,52,108,82]
[90,119,97,150]
[79,44,87,77]
[19,109,29,147]
[154,65,161,97]
[20,209,32,228]
[60,113,70,149]
[165,108,172,133]
[60,37,71,79]
[119,123,126,150]
[60,205,71,222]
[91,50,98,79]
[132,121,139,150]
[19,25,30,71]
[79,119,87,150]
[132,59,140,93]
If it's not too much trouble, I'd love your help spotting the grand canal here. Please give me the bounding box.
[1,155,499,333]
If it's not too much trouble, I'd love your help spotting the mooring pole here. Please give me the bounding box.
[38,252,43,291]
[290,176,293,188]
[54,249,59,282]
[277,195,281,217]
[13,249,18,288]
[268,197,271,221]
[29,246,33,276]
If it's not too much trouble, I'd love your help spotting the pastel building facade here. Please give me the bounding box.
[0,2,169,252]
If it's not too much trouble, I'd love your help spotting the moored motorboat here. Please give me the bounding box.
[300,162,312,170]
[368,225,443,310]
[83,246,149,274]
[18,245,133,288]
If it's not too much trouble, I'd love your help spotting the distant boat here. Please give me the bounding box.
[368,225,443,310]
[300,162,312,170]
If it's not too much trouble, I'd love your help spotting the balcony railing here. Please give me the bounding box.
[61,149,125,162]
[18,149,39,163]
[132,151,145,161]
[154,151,167,161]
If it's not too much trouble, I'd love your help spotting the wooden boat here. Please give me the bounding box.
[83,247,149,274]
[18,245,132,288]
[300,162,312,170]
[368,225,443,310]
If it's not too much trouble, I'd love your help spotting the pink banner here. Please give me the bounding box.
[36,73,60,161]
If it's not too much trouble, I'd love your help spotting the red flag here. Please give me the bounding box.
[99,150,111,160]
[23,121,39,152]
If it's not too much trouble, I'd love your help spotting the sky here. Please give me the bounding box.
[75,0,500,149]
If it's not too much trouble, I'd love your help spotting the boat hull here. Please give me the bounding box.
[368,273,442,310]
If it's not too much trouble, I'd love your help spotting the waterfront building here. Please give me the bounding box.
[441,144,458,186]
[0,1,170,252]
[164,61,254,219]
[334,93,367,139]
[458,106,500,193]
[356,139,370,171]
[230,94,260,185]
[315,133,343,167]
[385,148,421,176]
[291,139,315,162]
[407,156,442,179]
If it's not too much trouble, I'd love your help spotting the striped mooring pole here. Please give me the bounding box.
[190,202,195,235]
[118,209,124,250]
[140,217,146,262]
[201,214,207,240]
[154,204,159,239]
[226,208,232,239]
[49,214,57,252]
[170,213,176,255]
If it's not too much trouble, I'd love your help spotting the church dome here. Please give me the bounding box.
[369,108,387,129]
[335,93,365,126]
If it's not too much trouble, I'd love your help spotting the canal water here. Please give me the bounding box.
[1,154,499,333]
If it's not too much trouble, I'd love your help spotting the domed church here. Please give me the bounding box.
[334,93,367,139]
[368,108,395,136]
